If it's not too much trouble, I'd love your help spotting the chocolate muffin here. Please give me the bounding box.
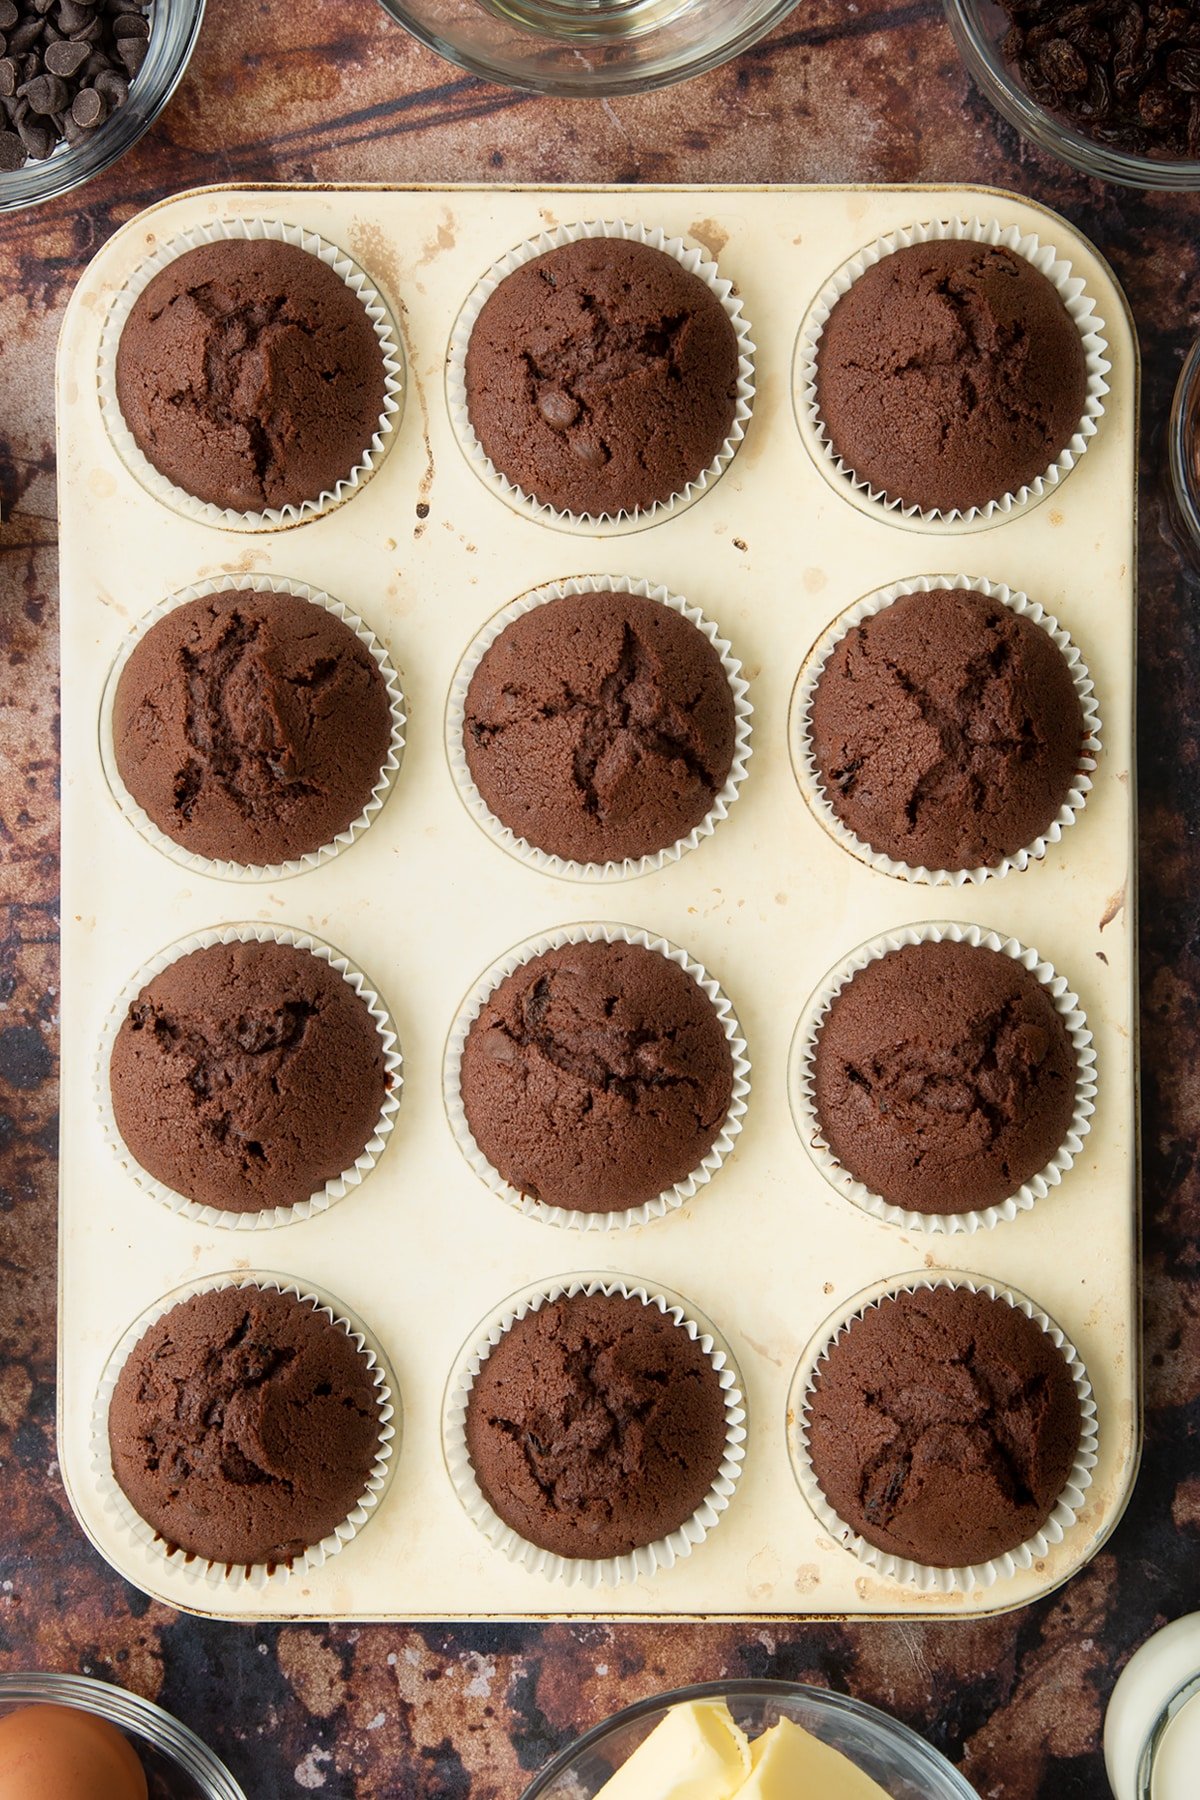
[459,937,736,1214]
[812,938,1078,1215]
[805,1284,1083,1568]
[463,236,741,517]
[815,239,1089,514]
[465,1290,728,1560]
[109,939,389,1214]
[108,1284,384,1568]
[463,589,738,866]
[114,238,389,513]
[808,587,1086,871]
[113,590,393,868]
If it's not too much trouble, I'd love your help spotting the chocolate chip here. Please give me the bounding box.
[567,431,607,467]
[0,124,22,164]
[0,53,17,91]
[22,68,65,110]
[0,1,17,27]
[43,33,85,72]
[537,387,580,430]
[69,79,101,124]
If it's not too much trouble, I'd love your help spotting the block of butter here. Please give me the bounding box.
[592,1702,893,1800]
[592,1700,752,1800]
[739,1717,891,1798]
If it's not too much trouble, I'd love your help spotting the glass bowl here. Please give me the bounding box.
[945,0,1200,191]
[0,0,205,214]
[0,1672,246,1800]
[520,1680,980,1800]
[1170,336,1200,562]
[375,0,798,97]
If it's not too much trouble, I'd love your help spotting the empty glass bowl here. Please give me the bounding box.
[0,0,205,214]
[376,0,797,97]
[0,1672,246,1800]
[945,0,1200,191]
[520,1680,980,1800]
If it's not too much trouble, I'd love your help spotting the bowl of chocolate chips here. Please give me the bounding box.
[0,0,204,211]
[946,0,1200,189]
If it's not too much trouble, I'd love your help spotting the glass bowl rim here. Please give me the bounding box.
[1170,336,1200,556]
[518,1677,981,1799]
[0,0,206,215]
[0,1671,246,1800]
[374,0,800,98]
[944,0,1200,192]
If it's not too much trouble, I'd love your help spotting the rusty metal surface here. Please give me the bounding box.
[1,1,1198,1794]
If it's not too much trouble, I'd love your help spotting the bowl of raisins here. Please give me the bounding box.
[946,0,1200,189]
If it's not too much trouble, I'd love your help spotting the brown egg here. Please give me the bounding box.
[0,1703,148,1800]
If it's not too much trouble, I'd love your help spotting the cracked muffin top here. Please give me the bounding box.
[814,240,1088,514]
[465,1290,728,1560]
[808,586,1085,872]
[108,1283,384,1568]
[463,589,737,867]
[805,1284,1082,1569]
[113,590,393,868]
[812,938,1078,1215]
[109,939,389,1214]
[463,236,741,517]
[459,937,735,1214]
[114,238,388,514]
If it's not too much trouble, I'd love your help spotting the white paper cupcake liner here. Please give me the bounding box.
[443,1272,747,1588]
[793,216,1111,532]
[787,1271,1098,1594]
[789,574,1101,885]
[97,216,405,533]
[91,1270,397,1592]
[446,219,756,537]
[99,575,406,883]
[443,921,750,1233]
[788,920,1096,1235]
[446,574,753,883]
[95,922,402,1231]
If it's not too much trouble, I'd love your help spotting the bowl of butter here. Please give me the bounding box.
[520,1681,980,1800]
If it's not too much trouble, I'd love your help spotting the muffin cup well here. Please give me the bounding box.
[445,219,756,537]
[443,921,751,1232]
[97,216,405,533]
[445,574,753,882]
[95,923,403,1231]
[793,216,1111,532]
[787,1271,1098,1594]
[442,1272,747,1588]
[789,574,1102,886]
[788,920,1096,1235]
[99,575,407,883]
[91,1271,397,1593]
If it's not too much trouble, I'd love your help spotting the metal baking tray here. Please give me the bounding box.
[57,183,1139,1621]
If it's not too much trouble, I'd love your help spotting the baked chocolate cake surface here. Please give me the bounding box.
[815,240,1088,514]
[459,936,735,1214]
[115,238,387,513]
[109,939,388,1214]
[806,1284,1082,1568]
[812,938,1078,1215]
[465,1290,727,1559]
[464,236,740,517]
[108,1284,382,1568]
[114,590,392,867]
[809,586,1085,871]
[463,589,737,866]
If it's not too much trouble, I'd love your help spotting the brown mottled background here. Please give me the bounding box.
[1,1,1198,1795]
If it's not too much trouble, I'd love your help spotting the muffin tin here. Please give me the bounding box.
[57,183,1139,1621]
